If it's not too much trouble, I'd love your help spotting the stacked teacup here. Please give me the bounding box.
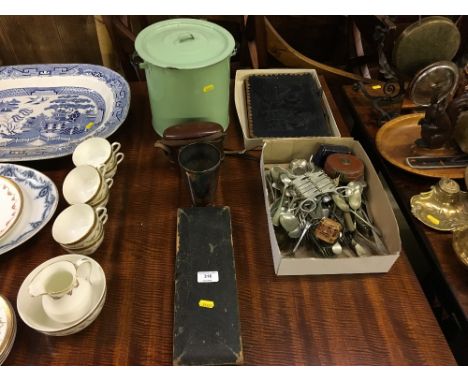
[62,165,113,208]
[72,137,124,179]
[52,137,124,255]
[52,204,108,256]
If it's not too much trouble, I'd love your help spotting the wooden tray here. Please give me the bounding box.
[376,113,465,179]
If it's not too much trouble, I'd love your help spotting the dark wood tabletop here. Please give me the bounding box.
[343,84,468,364]
[0,80,456,365]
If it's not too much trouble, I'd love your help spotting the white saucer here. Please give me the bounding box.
[17,254,106,336]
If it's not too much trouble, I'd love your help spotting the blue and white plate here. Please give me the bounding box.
[0,64,130,161]
[0,164,58,255]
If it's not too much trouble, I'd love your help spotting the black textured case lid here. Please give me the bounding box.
[245,73,331,138]
[173,207,243,365]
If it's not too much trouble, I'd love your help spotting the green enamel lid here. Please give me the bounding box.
[135,18,235,70]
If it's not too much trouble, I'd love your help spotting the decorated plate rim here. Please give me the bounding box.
[0,175,23,240]
[0,163,58,255]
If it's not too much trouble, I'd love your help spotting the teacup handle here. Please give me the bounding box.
[105,178,114,189]
[97,164,107,176]
[96,206,108,225]
[111,142,121,154]
[74,258,93,283]
[115,152,124,165]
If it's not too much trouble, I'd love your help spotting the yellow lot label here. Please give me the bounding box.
[426,214,440,225]
[203,84,215,93]
[198,299,215,309]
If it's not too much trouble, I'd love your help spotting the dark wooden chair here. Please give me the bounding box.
[244,16,372,83]
[101,16,148,81]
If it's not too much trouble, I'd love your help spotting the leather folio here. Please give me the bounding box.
[245,73,331,138]
[173,207,243,365]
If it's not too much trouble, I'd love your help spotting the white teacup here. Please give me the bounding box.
[72,137,124,178]
[62,165,113,208]
[63,225,105,256]
[88,189,110,210]
[52,204,108,255]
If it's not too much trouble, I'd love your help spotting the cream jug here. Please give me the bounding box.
[28,259,93,323]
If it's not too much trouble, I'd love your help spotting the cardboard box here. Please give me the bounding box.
[234,69,341,151]
[260,137,401,275]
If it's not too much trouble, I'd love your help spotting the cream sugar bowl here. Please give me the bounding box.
[63,165,113,208]
[52,204,108,256]
[17,254,106,336]
[72,137,124,179]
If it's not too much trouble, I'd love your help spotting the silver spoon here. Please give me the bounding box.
[352,240,371,257]
[272,174,292,226]
[331,234,343,255]
[280,213,300,234]
[347,181,367,210]
[287,225,303,239]
[279,194,301,234]
[289,159,309,175]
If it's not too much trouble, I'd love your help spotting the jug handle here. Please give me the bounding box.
[154,141,173,159]
[74,258,93,284]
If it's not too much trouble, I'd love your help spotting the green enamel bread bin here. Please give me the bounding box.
[135,18,235,137]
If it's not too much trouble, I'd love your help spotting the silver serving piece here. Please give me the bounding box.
[265,157,385,258]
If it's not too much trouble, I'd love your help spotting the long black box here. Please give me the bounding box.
[173,207,243,365]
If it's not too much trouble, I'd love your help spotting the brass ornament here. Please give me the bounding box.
[410,177,468,231]
[453,225,468,268]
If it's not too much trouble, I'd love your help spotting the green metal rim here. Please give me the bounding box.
[135,18,235,70]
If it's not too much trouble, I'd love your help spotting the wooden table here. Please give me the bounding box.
[343,84,468,364]
[0,81,456,365]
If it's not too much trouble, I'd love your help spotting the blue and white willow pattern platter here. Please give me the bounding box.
[0,164,58,255]
[0,64,130,161]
